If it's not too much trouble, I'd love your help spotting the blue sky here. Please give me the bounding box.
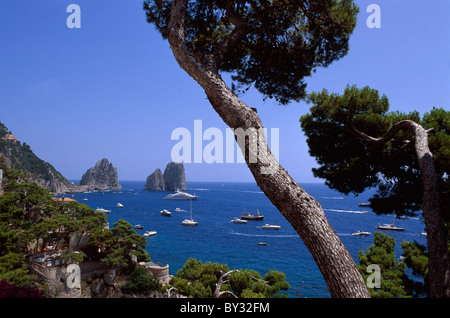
[0,1,449,183]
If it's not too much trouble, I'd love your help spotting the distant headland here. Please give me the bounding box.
[0,122,189,195]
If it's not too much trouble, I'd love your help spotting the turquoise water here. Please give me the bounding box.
[68,181,427,298]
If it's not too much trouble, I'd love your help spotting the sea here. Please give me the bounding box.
[66,181,428,298]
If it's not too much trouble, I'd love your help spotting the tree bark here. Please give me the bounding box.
[352,120,449,297]
[167,0,370,298]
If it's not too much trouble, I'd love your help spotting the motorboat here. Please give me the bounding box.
[181,219,198,226]
[181,199,198,226]
[116,203,124,208]
[241,208,264,220]
[95,207,111,213]
[358,203,371,207]
[261,224,281,230]
[377,224,405,231]
[231,217,247,224]
[258,242,268,246]
[143,231,157,237]
[164,190,199,200]
[160,209,172,216]
[134,224,143,229]
[352,230,371,236]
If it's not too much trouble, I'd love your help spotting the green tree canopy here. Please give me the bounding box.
[144,0,358,104]
[300,85,450,219]
[358,231,410,298]
[170,258,289,298]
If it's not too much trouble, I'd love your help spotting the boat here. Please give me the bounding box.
[258,242,268,245]
[352,230,371,236]
[181,219,198,226]
[181,200,198,226]
[376,217,405,231]
[376,224,404,231]
[175,208,181,212]
[261,224,281,230]
[376,216,405,231]
[95,207,111,213]
[134,224,143,229]
[143,231,157,237]
[116,203,124,208]
[160,209,172,216]
[358,203,371,207]
[420,232,427,236]
[241,208,264,221]
[164,190,199,200]
[231,217,247,224]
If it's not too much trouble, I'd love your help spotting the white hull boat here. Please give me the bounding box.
[261,224,280,230]
[160,209,172,216]
[182,200,198,226]
[96,207,111,213]
[352,230,371,236]
[143,231,157,237]
[181,219,198,226]
[231,218,247,224]
[164,190,199,200]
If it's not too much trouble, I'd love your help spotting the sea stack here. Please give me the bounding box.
[79,158,122,191]
[144,168,165,191]
[144,162,187,191]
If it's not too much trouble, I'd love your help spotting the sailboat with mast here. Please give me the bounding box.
[181,199,198,226]
[376,215,404,231]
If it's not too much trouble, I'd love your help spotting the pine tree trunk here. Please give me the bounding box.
[413,124,449,298]
[166,0,370,298]
[353,120,449,297]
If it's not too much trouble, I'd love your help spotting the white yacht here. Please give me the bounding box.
[261,224,281,230]
[352,230,371,236]
[181,219,198,226]
[376,217,404,231]
[181,200,198,226]
[231,217,247,224]
[116,203,124,208]
[95,207,111,213]
[160,209,172,216]
[164,190,199,200]
[143,231,157,237]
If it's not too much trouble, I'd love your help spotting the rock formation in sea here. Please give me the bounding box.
[144,168,164,191]
[144,162,187,191]
[79,158,122,191]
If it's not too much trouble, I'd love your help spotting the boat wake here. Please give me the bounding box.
[231,232,297,238]
[324,209,368,214]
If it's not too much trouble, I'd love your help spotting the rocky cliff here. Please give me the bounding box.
[144,162,187,191]
[0,122,75,194]
[79,158,122,191]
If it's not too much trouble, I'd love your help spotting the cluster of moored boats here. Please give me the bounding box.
[230,209,281,230]
[94,195,422,240]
